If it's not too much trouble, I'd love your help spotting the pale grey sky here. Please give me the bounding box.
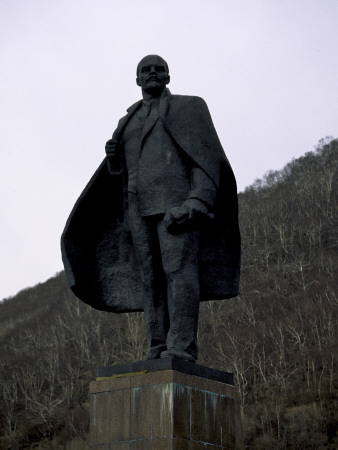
[1,0,337,301]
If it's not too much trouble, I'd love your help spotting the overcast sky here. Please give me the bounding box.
[1,0,337,301]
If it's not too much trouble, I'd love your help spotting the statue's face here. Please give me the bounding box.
[136,55,170,95]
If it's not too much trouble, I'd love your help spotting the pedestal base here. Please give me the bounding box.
[90,359,243,449]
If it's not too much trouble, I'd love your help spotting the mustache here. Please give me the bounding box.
[146,75,161,82]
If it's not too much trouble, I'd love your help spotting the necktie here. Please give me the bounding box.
[143,100,152,118]
[141,101,155,139]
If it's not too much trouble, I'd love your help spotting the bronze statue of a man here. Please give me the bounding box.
[61,55,240,363]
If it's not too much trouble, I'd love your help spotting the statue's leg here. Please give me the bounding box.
[128,197,169,359]
[157,220,200,362]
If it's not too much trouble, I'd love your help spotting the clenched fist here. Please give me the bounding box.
[164,199,214,234]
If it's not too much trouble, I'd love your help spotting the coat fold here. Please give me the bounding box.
[61,90,241,312]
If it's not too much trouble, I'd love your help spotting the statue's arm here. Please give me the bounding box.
[163,167,216,233]
[187,166,216,211]
[178,167,216,221]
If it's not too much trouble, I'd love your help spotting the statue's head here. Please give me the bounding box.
[136,55,170,97]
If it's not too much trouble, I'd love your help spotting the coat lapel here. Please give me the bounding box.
[140,106,159,144]
[140,88,171,144]
[112,89,172,145]
[159,88,171,122]
[111,100,143,144]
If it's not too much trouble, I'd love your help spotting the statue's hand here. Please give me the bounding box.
[164,206,189,233]
[164,199,214,234]
[105,139,119,159]
[105,139,122,174]
[182,199,209,220]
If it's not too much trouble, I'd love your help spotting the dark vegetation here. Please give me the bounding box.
[0,138,337,449]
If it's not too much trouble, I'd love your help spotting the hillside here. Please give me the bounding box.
[0,138,337,449]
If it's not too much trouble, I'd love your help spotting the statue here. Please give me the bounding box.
[61,55,240,363]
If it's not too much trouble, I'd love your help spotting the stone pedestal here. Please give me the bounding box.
[90,358,243,449]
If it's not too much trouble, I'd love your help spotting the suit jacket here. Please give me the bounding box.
[61,89,241,312]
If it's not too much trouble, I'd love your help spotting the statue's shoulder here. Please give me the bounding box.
[113,100,142,135]
[126,99,142,113]
[166,94,211,123]
[169,93,206,105]
[167,94,209,115]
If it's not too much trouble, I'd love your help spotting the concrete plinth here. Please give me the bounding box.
[90,358,243,449]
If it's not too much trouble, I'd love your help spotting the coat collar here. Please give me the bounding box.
[126,88,172,114]
[113,89,172,143]
[126,100,142,114]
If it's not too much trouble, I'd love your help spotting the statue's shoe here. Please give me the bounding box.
[146,345,167,360]
[160,350,196,363]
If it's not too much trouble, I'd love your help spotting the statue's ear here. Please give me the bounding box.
[166,75,170,85]
[136,77,141,86]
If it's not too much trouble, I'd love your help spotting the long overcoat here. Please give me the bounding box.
[61,90,241,312]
